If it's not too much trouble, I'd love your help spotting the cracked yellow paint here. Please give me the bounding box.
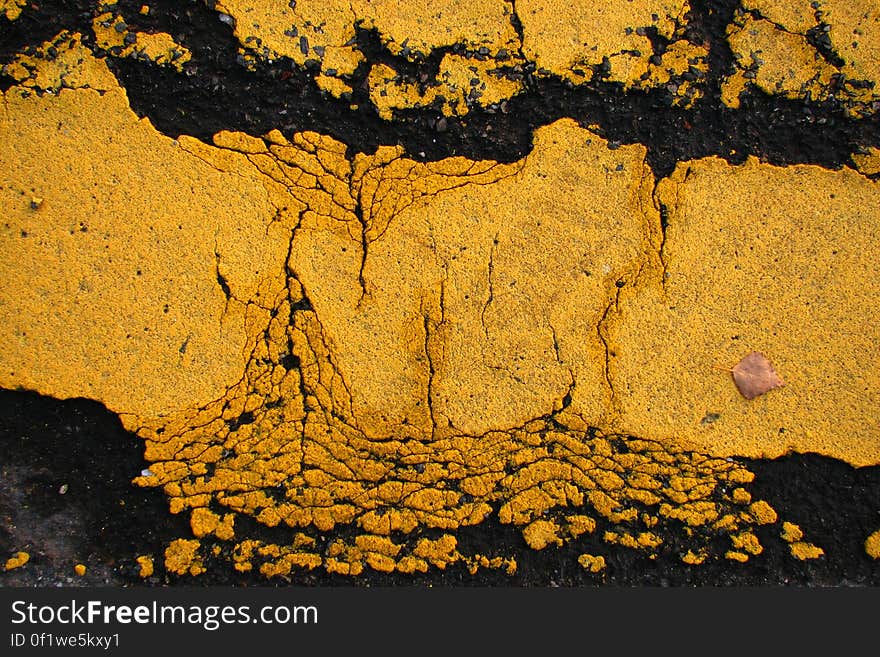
[523,519,563,549]
[92,10,192,72]
[369,55,525,119]
[215,0,363,79]
[0,67,288,417]
[368,63,432,120]
[1,41,874,579]
[603,530,662,552]
[781,521,804,543]
[642,39,709,107]
[789,541,825,561]
[214,0,523,108]
[274,119,651,439]
[190,507,236,540]
[438,54,525,109]
[214,0,523,82]
[212,1,709,114]
[136,555,154,578]
[723,15,835,109]
[1,32,119,93]
[730,531,762,556]
[578,553,606,572]
[242,539,322,577]
[204,2,878,120]
[315,74,353,98]
[1,0,24,21]
[852,146,880,176]
[4,551,29,571]
[725,2,880,117]
[566,515,596,537]
[608,156,880,467]
[518,0,690,86]
[732,488,751,505]
[681,549,706,565]
[465,555,517,575]
[748,501,777,525]
[780,521,824,560]
[164,539,204,576]
[361,0,520,60]
[725,550,749,563]
[865,530,880,559]
[819,1,880,112]
[742,0,818,34]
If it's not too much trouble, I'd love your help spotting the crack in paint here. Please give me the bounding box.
[4,13,876,579]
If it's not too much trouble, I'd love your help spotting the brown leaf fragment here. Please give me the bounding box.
[731,351,785,400]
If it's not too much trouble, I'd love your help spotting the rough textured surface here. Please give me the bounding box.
[1,32,120,92]
[204,0,711,115]
[0,70,287,417]
[852,146,880,175]
[518,0,690,85]
[1,0,25,21]
[1,0,878,585]
[282,118,650,438]
[92,7,192,72]
[608,157,880,466]
[722,14,836,109]
[724,1,880,117]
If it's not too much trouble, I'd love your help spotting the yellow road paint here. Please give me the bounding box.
[205,0,711,113]
[1,32,119,93]
[164,539,204,576]
[4,551,29,571]
[1,11,874,577]
[865,530,880,559]
[578,553,606,572]
[609,157,880,466]
[357,0,520,61]
[190,508,236,541]
[723,15,836,109]
[369,55,525,118]
[731,531,762,556]
[522,520,563,550]
[852,147,880,176]
[780,522,825,560]
[1,0,24,21]
[92,8,192,72]
[518,0,689,87]
[789,542,825,561]
[725,1,880,117]
[781,521,804,543]
[0,77,287,418]
[641,39,709,108]
[205,0,880,119]
[215,0,363,78]
[681,549,706,565]
[136,555,154,578]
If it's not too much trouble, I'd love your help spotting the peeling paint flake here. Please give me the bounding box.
[1,0,25,21]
